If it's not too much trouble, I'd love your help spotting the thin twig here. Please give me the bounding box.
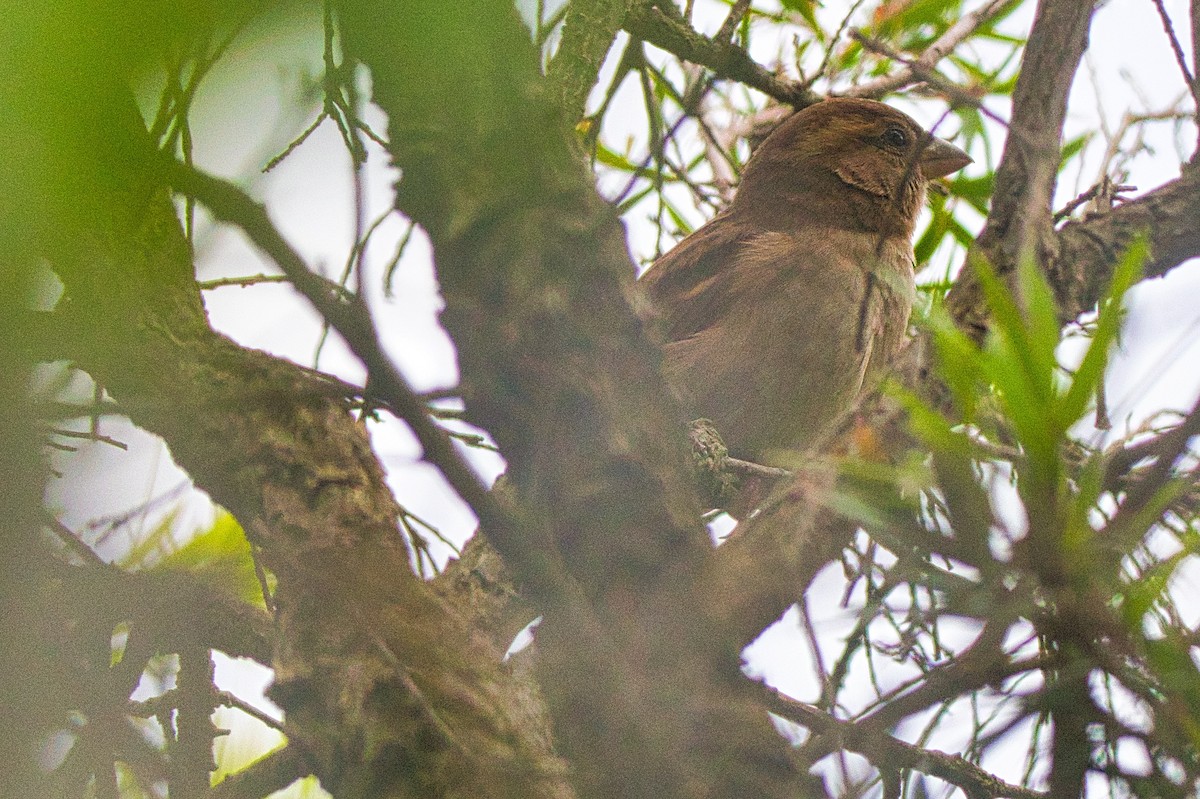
[47,517,108,567]
[1093,104,1192,184]
[809,0,870,89]
[1053,180,1137,223]
[402,507,463,557]
[765,687,1050,799]
[216,690,283,731]
[420,387,463,403]
[681,65,739,203]
[82,480,194,539]
[207,748,305,799]
[1103,394,1200,543]
[47,426,129,451]
[848,31,1010,128]
[157,14,258,153]
[198,274,291,290]
[262,112,328,173]
[383,218,417,297]
[1148,0,1199,109]
[847,0,1012,99]
[612,112,692,206]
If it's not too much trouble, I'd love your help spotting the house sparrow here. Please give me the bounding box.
[642,98,971,467]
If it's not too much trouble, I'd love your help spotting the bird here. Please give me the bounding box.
[641,97,971,472]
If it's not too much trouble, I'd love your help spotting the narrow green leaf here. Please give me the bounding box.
[1013,250,1061,413]
[1120,549,1189,629]
[1106,473,1193,553]
[1059,133,1092,171]
[971,253,1058,448]
[923,302,983,421]
[1059,235,1146,425]
[595,142,642,173]
[662,196,694,236]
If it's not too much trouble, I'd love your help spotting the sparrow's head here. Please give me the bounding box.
[732,98,971,235]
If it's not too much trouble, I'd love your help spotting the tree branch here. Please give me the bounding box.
[547,0,636,120]
[1193,0,1200,143]
[23,76,572,795]
[714,0,752,43]
[1052,165,1200,319]
[949,0,1097,334]
[765,689,1049,799]
[159,160,555,598]
[703,467,854,649]
[337,0,812,795]
[623,1,821,107]
[207,748,307,799]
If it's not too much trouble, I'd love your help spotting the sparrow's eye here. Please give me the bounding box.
[881,127,908,148]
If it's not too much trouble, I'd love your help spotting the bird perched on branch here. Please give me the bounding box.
[642,98,971,471]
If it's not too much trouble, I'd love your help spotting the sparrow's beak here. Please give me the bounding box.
[919,136,972,179]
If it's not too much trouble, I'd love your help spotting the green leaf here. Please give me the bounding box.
[1106,473,1194,553]
[118,506,184,571]
[595,142,642,173]
[1058,133,1092,172]
[922,301,983,422]
[1119,549,1189,630]
[931,447,995,562]
[1058,235,1146,426]
[151,510,267,607]
[662,196,694,236]
[1143,634,1200,742]
[972,253,1056,423]
[948,217,975,249]
[913,198,950,265]
[1061,445,1105,565]
[1013,249,1061,415]
[616,183,655,213]
[645,64,683,108]
[830,458,954,558]
[948,173,994,215]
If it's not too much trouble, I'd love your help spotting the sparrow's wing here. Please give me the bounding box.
[640,215,763,342]
[852,245,917,395]
[643,215,792,343]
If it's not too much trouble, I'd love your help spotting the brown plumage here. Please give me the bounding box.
[642,98,971,465]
